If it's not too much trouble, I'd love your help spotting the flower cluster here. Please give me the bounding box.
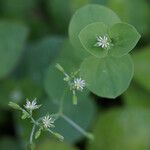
[9,98,64,144]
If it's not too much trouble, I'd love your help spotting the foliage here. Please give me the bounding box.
[0,0,149,150]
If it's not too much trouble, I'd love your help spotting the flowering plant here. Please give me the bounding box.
[8,4,140,150]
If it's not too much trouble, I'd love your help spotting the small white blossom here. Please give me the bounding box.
[74,78,85,91]
[24,98,41,110]
[95,35,110,49]
[42,115,55,128]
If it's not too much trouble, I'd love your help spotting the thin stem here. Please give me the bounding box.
[71,69,80,78]
[30,117,36,124]
[58,89,67,114]
[61,114,94,140]
[30,125,36,145]
[47,128,54,135]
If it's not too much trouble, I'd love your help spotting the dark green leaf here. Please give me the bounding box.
[0,21,28,79]
[88,108,150,150]
[133,47,150,91]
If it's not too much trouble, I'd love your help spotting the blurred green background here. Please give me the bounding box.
[0,0,150,149]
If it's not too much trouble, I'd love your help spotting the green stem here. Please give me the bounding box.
[47,128,54,135]
[58,89,67,114]
[30,124,36,145]
[30,116,39,125]
[61,114,94,140]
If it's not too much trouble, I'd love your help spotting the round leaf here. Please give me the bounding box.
[107,0,150,35]
[79,22,109,58]
[123,83,150,108]
[69,4,121,54]
[43,39,97,143]
[46,0,89,33]
[79,22,140,58]
[25,36,63,84]
[44,40,86,101]
[133,47,150,91]
[44,57,97,143]
[80,55,134,98]
[44,60,70,101]
[88,108,150,150]
[109,23,141,56]
[40,92,97,143]
[0,21,28,79]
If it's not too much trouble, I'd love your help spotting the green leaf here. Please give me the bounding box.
[44,39,84,101]
[107,0,150,35]
[88,108,150,150]
[123,83,150,108]
[133,47,150,91]
[53,132,64,141]
[1,0,37,19]
[35,129,41,139]
[79,22,109,58]
[8,102,22,110]
[40,94,96,143]
[69,4,121,54]
[21,110,30,119]
[25,36,63,84]
[79,22,140,58]
[44,59,76,102]
[59,39,84,67]
[0,80,18,109]
[44,41,97,143]
[46,0,89,33]
[109,23,141,57]
[0,78,43,109]
[0,21,28,79]
[37,139,77,150]
[80,55,134,98]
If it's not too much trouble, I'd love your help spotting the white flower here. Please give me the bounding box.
[74,78,85,91]
[42,115,55,128]
[95,35,110,49]
[24,98,41,110]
